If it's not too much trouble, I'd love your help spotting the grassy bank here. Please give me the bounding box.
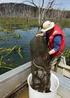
[0,17,70,32]
[48,18,70,28]
[55,18,70,28]
[0,17,38,32]
[63,48,70,65]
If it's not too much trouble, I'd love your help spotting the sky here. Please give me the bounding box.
[0,0,70,10]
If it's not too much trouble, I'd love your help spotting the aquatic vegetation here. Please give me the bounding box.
[54,18,70,28]
[0,56,6,66]
[0,17,70,32]
[0,46,23,58]
[0,46,24,71]
[63,48,70,65]
[0,31,21,41]
[0,16,70,75]
[0,17,38,32]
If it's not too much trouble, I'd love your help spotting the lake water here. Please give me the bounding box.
[0,28,38,74]
[0,27,70,74]
[63,28,70,48]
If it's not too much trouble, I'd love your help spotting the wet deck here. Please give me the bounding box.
[7,85,28,98]
[7,85,62,98]
[6,73,70,98]
[6,71,70,98]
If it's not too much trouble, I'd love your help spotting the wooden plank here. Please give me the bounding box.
[63,69,70,78]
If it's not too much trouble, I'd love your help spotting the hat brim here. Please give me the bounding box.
[41,22,55,32]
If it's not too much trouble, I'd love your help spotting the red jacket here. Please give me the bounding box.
[49,24,65,57]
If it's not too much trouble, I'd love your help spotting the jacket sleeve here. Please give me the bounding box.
[53,35,62,52]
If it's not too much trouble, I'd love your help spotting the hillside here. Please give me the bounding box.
[0,3,70,18]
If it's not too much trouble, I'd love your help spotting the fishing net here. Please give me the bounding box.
[30,33,51,92]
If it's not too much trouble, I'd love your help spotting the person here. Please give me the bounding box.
[36,21,65,71]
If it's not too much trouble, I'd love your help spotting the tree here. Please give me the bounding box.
[23,0,55,26]
[23,0,56,93]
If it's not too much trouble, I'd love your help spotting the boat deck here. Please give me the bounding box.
[5,59,70,98]
[6,72,70,98]
[7,85,62,98]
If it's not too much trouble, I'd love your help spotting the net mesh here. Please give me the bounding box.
[30,34,51,92]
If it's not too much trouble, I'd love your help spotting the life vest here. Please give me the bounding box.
[49,24,65,57]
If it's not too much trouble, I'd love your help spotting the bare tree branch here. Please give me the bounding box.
[41,0,55,23]
[31,0,38,7]
[47,0,55,9]
[23,0,38,8]
[23,0,55,25]
[41,0,44,8]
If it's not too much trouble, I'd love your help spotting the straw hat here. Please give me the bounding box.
[41,21,55,32]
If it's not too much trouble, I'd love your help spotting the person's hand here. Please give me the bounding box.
[49,49,56,55]
[36,34,40,37]
[36,33,43,37]
[46,53,52,62]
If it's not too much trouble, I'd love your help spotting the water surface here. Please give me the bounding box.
[0,27,70,74]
